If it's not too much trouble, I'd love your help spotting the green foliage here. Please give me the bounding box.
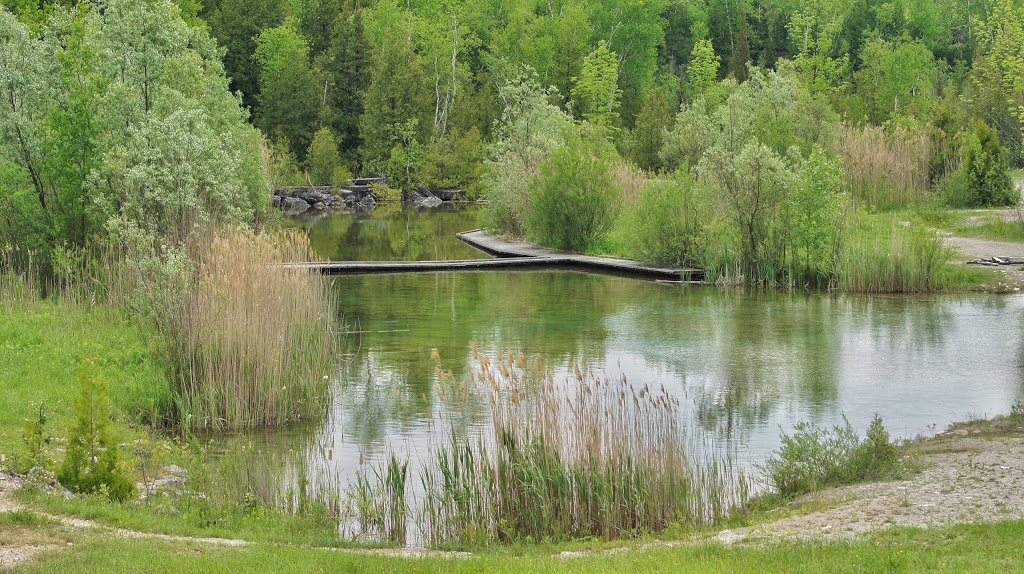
[482,70,573,237]
[369,182,402,202]
[762,415,901,498]
[571,40,621,127]
[59,360,135,503]
[971,0,1024,164]
[687,39,720,100]
[528,137,621,252]
[790,147,846,286]
[698,141,795,284]
[621,173,710,267]
[204,0,285,110]
[838,215,952,293]
[253,21,322,160]
[627,89,674,172]
[358,33,431,176]
[0,0,269,264]
[322,6,369,166]
[962,121,1016,207]
[422,127,484,197]
[306,128,345,187]
[853,37,938,125]
[16,402,50,473]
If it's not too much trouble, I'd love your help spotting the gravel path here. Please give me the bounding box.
[715,436,1024,544]
[944,234,1024,290]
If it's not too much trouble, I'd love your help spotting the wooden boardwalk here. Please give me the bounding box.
[456,230,704,281]
[290,230,704,281]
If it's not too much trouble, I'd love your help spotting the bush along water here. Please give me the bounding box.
[760,415,901,499]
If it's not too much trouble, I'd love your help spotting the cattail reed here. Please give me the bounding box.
[836,123,932,209]
[357,351,749,546]
[171,227,337,429]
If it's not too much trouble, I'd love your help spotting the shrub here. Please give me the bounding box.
[58,361,135,503]
[761,415,900,498]
[528,139,621,252]
[369,182,401,202]
[962,121,1016,207]
[306,128,347,187]
[623,174,709,266]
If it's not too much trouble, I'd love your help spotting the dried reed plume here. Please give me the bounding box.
[836,124,932,209]
[171,228,337,429]
[356,348,749,546]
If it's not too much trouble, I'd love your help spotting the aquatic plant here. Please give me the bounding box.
[837,215,951,293]
[169,228,337,429]
[356,348,748,546]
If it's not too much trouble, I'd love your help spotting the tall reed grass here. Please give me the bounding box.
[837,216,951,293]
[354,348,748,547]
[169,228,337,430]
[0,245,41,308]
[836,124,932,209]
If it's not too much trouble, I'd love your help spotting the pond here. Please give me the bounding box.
[262,206,1024,506]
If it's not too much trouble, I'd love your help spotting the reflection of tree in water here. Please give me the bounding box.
[331,271,619,448]
[844,294,955,353]
[693,291,843,438]
[288,205,483,261]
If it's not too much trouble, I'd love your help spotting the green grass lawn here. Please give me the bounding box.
[0,301,171,448]
[8,519,1024,573]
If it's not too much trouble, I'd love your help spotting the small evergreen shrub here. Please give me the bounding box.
[761,415,900,498]
[58,360,135,503]
[963,121,1016,207]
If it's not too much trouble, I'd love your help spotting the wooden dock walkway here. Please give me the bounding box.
[289,230,704,281]
[456,230,704,281]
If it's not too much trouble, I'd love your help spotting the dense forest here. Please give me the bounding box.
[1,0,1022,287]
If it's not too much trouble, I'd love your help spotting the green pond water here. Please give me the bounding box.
[266,206,1024,493]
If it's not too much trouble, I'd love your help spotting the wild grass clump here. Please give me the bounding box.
[836,123,931,210]
[0,245,41,308]
[760,415,901,499]
[355,349,748,547]
[837,215,952,293]
[169,228,337,430]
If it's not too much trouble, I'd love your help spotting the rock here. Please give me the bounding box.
[312,201,327,211]
[358,195,377,209]
[270,195,282,209]
[414,195,443,208]
[715,529,744,545]
[282,197,310,215]
[24,467,75,500]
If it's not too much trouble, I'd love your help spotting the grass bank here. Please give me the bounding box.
[7,519,1024,573]
[0,301,170,444]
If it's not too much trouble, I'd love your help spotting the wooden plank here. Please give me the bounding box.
[456,230,704,281]
[284,257,571,275]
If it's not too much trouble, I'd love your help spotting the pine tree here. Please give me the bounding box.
[728,15,751,83]
[323,7,371,166]
[58,361,134,502]
[358,34,431,176]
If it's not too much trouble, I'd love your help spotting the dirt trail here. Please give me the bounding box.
[943,233,1024,290]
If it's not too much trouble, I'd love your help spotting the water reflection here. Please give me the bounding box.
[286,204,484,261]
[254,208,1024,495]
